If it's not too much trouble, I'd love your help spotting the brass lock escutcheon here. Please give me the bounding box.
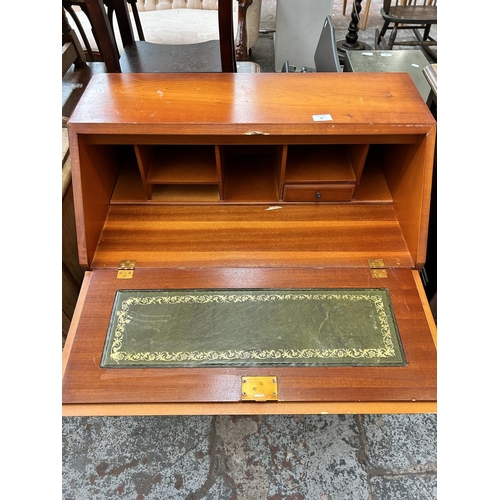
[241,376,278,402]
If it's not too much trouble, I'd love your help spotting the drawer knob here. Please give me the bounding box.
[316,191,321,199]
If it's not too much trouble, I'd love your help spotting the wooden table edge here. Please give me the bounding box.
[62,400,437,417]
[412,269,437,348]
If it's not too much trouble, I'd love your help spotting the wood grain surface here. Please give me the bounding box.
[63,73,437,415]
[63,267,436,406]
[68,73,435,136]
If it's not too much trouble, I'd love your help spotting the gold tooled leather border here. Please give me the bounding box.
[103,290,404,366]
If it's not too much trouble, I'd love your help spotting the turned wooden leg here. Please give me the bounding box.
[235,0,253,61]
[336,0,372,63]
[344,0,371,31]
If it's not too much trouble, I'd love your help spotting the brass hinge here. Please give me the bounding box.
[368,258,388,278]
[241,376,278,402]
[117,260,136,279]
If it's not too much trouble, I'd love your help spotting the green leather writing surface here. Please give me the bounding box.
[101,289,406,368]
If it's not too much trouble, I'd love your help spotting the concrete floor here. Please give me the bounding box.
[63,414,437,499]
[62,2,437,499]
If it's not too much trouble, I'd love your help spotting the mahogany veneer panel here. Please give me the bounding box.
[284,145,356,183]
[63,267,436,406]
[65,73,437,415]
[68,73,435,271]
[68,73,435,137]
[144,145,218,184]
[90,204,413,269]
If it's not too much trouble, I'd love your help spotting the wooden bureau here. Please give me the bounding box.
[63,72,437,416]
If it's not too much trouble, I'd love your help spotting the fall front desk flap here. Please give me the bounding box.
[101,289,406,368]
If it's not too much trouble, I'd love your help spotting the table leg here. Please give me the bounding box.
[336,0,372,63]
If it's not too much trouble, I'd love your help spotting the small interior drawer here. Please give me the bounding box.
[283,184,355,202]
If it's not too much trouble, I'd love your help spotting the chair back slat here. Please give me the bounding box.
[109,0,135,47]
[85,0,121,72]
[218,0,237,72]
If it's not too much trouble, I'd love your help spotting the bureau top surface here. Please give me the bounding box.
[67,73,435,136]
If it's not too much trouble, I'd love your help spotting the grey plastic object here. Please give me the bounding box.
[314,16,341,72]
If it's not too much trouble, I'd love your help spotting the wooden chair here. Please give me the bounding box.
[83,0,237,73]
[375,0,437,62]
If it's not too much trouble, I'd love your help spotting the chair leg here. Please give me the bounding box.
[423,23,431,41]
[387,25,398,49]
[361,0,371,31]
[374,28,388,50]
[377,21,390,43]
[413,28,437,62]
[343,0,348,15]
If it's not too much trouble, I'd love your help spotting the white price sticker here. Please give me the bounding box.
[313,114,333,122]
